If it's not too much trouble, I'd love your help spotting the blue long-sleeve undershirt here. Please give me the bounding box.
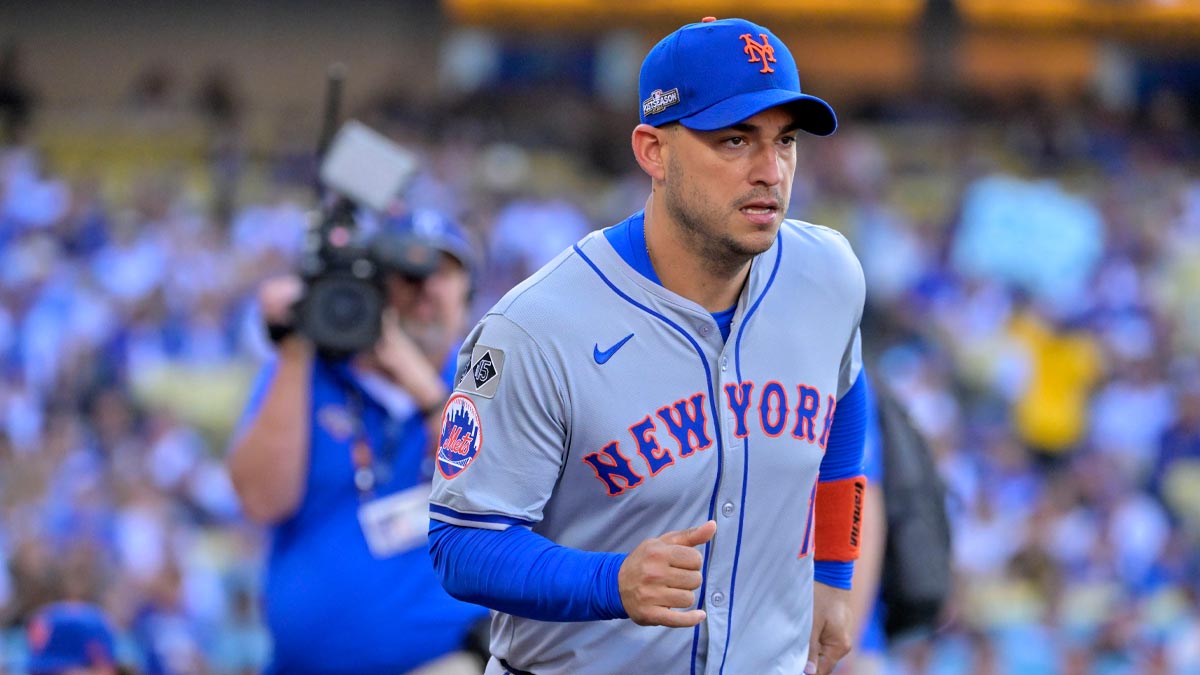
[813,370,869,590]
[428,520,629,622]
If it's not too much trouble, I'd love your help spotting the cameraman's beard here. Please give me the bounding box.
[400,316,451,362]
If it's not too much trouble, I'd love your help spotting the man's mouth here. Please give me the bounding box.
[739,201,781,222]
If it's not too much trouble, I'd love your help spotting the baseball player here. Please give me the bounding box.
[429,17,867,675]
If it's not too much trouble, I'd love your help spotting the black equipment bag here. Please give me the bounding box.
[876,383,953,638]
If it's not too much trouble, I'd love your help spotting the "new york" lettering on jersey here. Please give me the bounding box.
[580,380,837,496]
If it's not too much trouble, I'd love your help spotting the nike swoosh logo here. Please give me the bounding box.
[593,333,635,365]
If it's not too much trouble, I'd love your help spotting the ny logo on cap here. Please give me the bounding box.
[739,33,776,74]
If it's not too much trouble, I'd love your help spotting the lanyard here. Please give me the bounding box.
[339,373,403,500]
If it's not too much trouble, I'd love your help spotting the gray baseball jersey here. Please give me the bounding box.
[430,219,864,675]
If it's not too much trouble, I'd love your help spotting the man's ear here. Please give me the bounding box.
[631,123,669,182]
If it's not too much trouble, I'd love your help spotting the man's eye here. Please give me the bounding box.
[780,136,798,146]
[725,137,746,147]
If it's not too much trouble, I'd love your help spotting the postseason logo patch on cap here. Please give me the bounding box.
[642,88,680,117]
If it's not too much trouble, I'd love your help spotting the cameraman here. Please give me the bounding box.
[228,210,488,675]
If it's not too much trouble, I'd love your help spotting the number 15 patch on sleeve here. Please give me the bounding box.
[456,344,505,399]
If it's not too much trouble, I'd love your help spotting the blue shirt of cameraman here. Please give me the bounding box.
[240,350,486,675]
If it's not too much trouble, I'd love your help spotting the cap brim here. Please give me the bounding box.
[678,89,837,136]
[433,243,474,273]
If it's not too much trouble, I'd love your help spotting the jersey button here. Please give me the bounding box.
[699,324,713,337]
[721,501,735,517]
[720,356,728,371]
[711,591,726,606]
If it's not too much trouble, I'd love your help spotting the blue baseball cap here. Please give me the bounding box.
[383,208,478,277]
[26,602,117,674]
[639,17,837,135]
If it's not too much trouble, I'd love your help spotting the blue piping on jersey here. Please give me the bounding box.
[429,503,534,528]
[572,243,724,675]
[720,232,783,675]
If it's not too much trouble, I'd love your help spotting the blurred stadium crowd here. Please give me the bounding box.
[1,33,1199,675]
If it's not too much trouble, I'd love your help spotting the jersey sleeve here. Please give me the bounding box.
[429,313,568,530]
[837,328,863,400]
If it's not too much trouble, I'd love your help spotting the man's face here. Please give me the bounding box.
[386,253,470,334]
[411,253,470,327]
[659,106,799,265]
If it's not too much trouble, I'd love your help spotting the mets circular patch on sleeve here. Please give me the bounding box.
[437,394,482,479]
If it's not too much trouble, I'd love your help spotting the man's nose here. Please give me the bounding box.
[748,144,784,187]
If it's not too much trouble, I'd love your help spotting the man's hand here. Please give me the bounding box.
[807,581,853,674]
[375,309,446,414]
[259,275,303,326]
[619,520,715,628]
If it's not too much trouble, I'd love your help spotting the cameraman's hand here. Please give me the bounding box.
[376,309,447,417]
[259,275,304,326]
